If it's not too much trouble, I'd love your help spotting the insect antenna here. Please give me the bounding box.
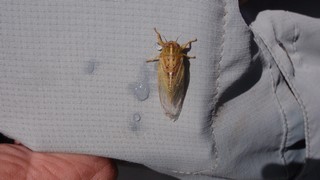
[175,34,182,42]
[163,35,168,42]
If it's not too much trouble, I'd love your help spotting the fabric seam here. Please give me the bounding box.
[211,0,227,169]
[251,20,310,159]
[288,14,311,178]
[267,60,289,178]
[289,15,310,158]
[169,0,228,175]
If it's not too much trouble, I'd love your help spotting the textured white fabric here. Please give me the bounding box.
[0,0,223,176]
[1,0,319,179]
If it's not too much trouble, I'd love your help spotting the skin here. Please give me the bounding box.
[0,144,117,180]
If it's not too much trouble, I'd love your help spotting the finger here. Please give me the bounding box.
[0,144,118,180]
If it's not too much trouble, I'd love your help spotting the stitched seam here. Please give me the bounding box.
[215,0,227,107]
[169,0,228,175]
[267,63,289,178]
[290,17,310,158]
[212,0,227,170]
[251,25,310,158]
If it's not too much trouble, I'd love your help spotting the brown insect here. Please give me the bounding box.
[147,28,197,121]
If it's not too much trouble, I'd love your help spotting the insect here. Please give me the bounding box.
[147,28,197,121]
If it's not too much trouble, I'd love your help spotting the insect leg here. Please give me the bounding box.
[181,38,197,50]
[182,54,196,59]
[146,56,160,62]
[154,28,165,47]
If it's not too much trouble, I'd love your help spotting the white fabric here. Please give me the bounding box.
[1,0,319,179]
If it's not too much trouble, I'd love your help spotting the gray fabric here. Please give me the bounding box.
[0,0,224,177]
[0,0,319,179]
[251,11,320,179]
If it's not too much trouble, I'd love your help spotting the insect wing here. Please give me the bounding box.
[158,60,186,121]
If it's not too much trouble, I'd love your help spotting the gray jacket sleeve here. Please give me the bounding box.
[251,10,320,179]
[0,0,319,179]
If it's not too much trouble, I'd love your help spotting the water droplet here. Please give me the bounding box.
[86,61,95,74]
[133,113,141,122]
[154,42,162,51]
[134,82,149,101]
